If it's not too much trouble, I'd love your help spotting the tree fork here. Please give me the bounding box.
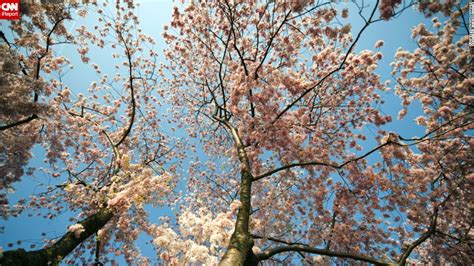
[0,208,112,266]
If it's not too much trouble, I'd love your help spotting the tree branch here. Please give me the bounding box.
[398,209,438,265]
[114,31,136,147]
[273,0,379,123]
[255,244,392,265]
[0,208,112,266]
[0,114,38,131]
[252,234,310,247]
[253,139,396,181]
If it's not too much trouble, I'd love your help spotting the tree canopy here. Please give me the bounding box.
[0,0,472,265]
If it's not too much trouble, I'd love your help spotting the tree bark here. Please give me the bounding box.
[219,124,255,266]
[219,169,254,265]
[255,244,394,265]
[0,208,112,266]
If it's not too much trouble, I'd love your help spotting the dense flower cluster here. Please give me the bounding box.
[68,224,85,238]
[150,206,236,265]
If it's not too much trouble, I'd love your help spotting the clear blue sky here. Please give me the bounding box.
[1,0,443,264]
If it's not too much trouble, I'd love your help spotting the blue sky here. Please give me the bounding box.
[0,0,452,264]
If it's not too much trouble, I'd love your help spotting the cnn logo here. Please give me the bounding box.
[0,0,20,20]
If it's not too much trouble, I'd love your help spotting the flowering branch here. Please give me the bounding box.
[253,139,398,181]
[398,209,438,265]
[0,114,38,131]
[273,0,380,123]
[114,31,136,147]
[0,208,112,265]
[255,244,392,265]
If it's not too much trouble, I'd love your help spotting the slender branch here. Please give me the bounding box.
[0,30,12,48]
[287,2,332,21]
[254,10,291,79]
[95,232,101,266]
[218,31,231,118]
[255,244,392,265]
[254,139,395,181]
[273,0,379,123]
[252,234,309,247]
[1,30,29,76]
[326,211,337,250]
[67,108,119,158]
[398,209,438,265]
[35,17,67,102]
[456,4,469,34]
[1,18,66,131]
[0,114,38,131]
[114,31,136,147]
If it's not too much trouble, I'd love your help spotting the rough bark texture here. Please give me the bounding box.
[219,169,253,266]
[0,208,113,266]
[219,127,254,266]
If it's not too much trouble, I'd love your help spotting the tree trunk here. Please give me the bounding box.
[219,169,254,266]
[0,208,113,266]
[217,121,255,265]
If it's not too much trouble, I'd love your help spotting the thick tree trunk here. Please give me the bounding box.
[0,208,112,266]
[219,125,255,265]
[219,169,254,265]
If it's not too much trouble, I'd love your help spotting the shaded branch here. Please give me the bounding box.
[0,208,112,266]
[252,234,309,247]
[0,114,38,131]
[0,30,12,48]
[255,244,392,265]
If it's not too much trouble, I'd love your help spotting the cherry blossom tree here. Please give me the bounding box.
[161,0,472,265]
[1,1,179,264]
[1,0,472,265]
